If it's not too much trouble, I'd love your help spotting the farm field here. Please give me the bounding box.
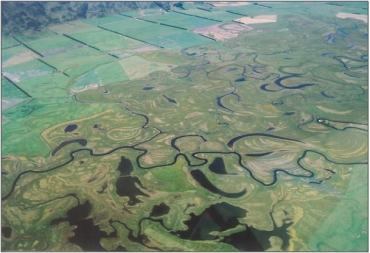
[1,2,368,252]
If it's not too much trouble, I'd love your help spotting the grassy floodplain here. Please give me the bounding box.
[1,2,368,252]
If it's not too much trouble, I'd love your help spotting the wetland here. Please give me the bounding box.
[1,1,368,252]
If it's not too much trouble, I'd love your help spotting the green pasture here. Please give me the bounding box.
[82,14,130,26]
[13,30,57,43]
[95,61,129,84]
[305,164,367,251]
[94,37,143,52]
[27,35,82,56]
[2,36,20,49]
[71,60,129,89]
[1,77,29,99]
[101,19,155,33]
[137,49,193,65]
[68,27,123,45]
[140,11,220,30]
[176,9,244,22]
[121,9,163,18]
[2,99,117,157]
[213,4,276,17]
[2,45,30,62]
[147,31,213,50]
[103,18,212,49]
[2,59,54,83]
[15,73,70,98]
[342,7,368,15]
[41,46,115,78]
[68,26,146,52]
[47,20,96,34]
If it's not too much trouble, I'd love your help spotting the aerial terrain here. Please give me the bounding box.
[1,1,368,251]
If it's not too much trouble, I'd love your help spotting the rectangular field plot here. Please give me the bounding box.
[68,27,123,45]
[27,35,83,57]
[140,12,220,30]
[13,30,58,43]
[2,59,55,83]
[96,39,157,58]
[121,9,164,18]
[175,9,244,22]
[47,20,96,34]
[71,61,129,92]
[193,23,253,41]
[67,27,146,54]
[147,31,213,50]
[15,73,70,98]
[2,36,20,49]
[341,7,368,15]
[1,77,29,99]
[213,4,277,17]
[82,14,130,26]
[102,19,212,49]
[41,46,115,78]
[118,55,172,79]
[2,45,40,68]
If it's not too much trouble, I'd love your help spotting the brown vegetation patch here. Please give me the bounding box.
[193,23,252,41]
[336,12,367,23]
[211,2,250,7]
[234,15,277,25]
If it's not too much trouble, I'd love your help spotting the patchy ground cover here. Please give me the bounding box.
[2,45,40,68]
[193,23,253,41]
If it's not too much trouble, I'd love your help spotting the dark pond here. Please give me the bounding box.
[115,176,149,205]
[97,182,108,194]
[284,112,295,116]
[162,95,177,104]
[181,49,196,56]
[51,139,87,156]
[150,203,170,217]
[174,202,246,240]
[275,75,315,90]
[321,91,335,98]
[117,156,134,176]
[2,226,12,238]
[245,151,273,157]
[208,157,227,174]
[143,87,154,90]
[227,211,293,251]
[64,124,78,133]
[217,96,233,112]
[190,169,246,198]
[260,83,278,92]
[173,201,292,251]
[235,77,246,82]
[50,200,125,251]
